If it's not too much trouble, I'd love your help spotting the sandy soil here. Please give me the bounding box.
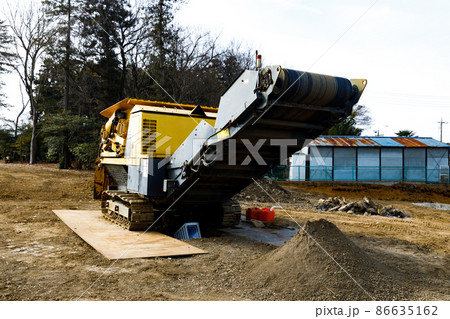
[0,163,448,300]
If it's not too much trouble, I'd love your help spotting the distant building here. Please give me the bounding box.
[287,136,450,183]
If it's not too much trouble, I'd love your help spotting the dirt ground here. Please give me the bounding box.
[0,163,448,300]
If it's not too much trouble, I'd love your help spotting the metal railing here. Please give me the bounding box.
[270,165,450,183]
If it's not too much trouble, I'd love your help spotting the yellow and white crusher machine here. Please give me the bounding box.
[95,62,367,231]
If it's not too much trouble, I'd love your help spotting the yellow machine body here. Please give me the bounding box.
[98,98,217,166]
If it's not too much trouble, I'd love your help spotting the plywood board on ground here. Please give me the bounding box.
[52,210,206,259]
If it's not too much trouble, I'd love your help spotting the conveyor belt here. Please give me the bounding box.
[166,66,366,204]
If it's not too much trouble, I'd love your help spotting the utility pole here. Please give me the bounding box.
[438,118,447,142]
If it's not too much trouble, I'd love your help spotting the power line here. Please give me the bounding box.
[438,118,447,142]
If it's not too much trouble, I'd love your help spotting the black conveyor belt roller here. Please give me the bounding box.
[271,68,354,107]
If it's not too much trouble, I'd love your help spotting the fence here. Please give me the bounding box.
[270,165,450,183]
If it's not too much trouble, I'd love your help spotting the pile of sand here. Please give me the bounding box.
[246,219,411,300]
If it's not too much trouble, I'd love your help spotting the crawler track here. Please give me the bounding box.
[101,191,241,231]
[101,190,155,230]
[220,200,242,227]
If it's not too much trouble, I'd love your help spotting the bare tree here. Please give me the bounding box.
[128,25,153,97]
[5,1,53,164]
[164,29,253,106]
[168,30,220,102]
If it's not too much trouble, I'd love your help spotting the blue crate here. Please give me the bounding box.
[174,222,201,239]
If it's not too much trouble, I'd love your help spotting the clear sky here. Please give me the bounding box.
[174,0,450,142]
[2,0,449,142]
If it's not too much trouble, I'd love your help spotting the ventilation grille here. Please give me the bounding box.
[142,119,157,154]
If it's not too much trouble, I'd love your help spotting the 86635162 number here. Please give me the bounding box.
[375,305,438,316]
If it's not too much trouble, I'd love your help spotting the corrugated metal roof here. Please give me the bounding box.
[415,137,450,147]
[312,136,379,147]
[310,136,450,148]
[370,137,403,147]
[391,137,428,147]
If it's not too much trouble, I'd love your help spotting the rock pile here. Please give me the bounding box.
[316,197,408,218]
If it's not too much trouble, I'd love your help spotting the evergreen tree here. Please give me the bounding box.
[147,0,182,99]
[80,0,124,108]
[395,130,416,137]
[0,127,14,159]
[43,0,81,168]
[325,105,372,136]
[0,19,15,108]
